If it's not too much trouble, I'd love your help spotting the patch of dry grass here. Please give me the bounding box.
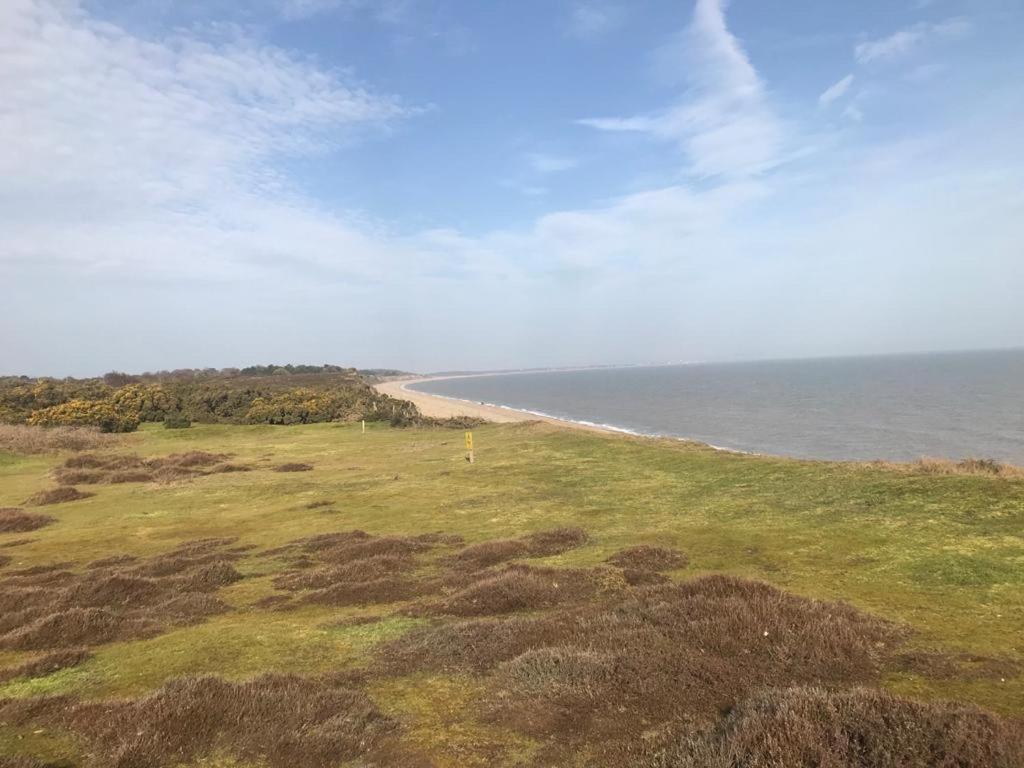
[871,456,1024,479]
[0,424,120,455]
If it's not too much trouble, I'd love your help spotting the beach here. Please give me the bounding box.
[373,376,618,433]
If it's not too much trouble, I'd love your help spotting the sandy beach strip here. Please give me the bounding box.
[373,377,619,434]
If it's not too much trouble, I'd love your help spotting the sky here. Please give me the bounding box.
[2,0,1023,376]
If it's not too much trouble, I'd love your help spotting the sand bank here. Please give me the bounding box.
[373,377,619,434]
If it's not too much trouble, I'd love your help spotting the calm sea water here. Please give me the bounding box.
[412,350,1024,464]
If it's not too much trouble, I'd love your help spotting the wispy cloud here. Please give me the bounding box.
[525,153,579,174]
[819,74,854,107]
[579,0,784,179]
[0,0,419,280]
[855,17,972,64]
[566,1,624,40]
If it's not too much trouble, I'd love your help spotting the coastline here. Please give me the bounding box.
[373,376,631,436]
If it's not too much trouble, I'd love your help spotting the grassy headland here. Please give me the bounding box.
[0,420,1022,765]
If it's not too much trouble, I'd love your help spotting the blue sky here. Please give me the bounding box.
[2,0,1022,375]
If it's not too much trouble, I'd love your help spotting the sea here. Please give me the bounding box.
[410,349,1024,464]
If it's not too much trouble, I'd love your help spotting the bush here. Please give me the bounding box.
[27,400,139,433]
[111,384,174,423]
[163,412,192,429]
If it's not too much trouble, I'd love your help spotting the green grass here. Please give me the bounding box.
[1,420,1022,765]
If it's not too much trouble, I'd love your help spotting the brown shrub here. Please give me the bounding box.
[151,594,232,624]
[415,564,599,617]
[23,487,94,506]
[522,527,589,556]
[0,608,162,650]
[451,528,589,570]
[451,539,529,568]
[275,462,313,472]
[316,535,432,565]
[62,453,108,469]
[63,673,399,768]
[274,555,414,591]
[0,649,92,684]
[158,451,229,469]
[0,424,119,455]
[654,686,1024,768]
[0,508,56,533]
[301,577,423,607]
[0,542,243,651]
[480,575,906,757]
[375,614,571,675]
[50,468,106,485]
[0,554,9,568]
[55,451,234,486]
[606,545,688,571]
[305,499,334,509]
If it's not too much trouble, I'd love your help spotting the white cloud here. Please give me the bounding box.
[4,0,1022,375]
[579,0,784,179]
[566,2,624,40]
[0,0,419,280]
[525,153,578,174]
[855,17,972,64]
[819,74,854,107]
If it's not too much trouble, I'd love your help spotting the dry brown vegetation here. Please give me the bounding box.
[652,686,1024,768]
[0,424,120,455]
[0,649,92,684]
[3,524,1022,767]
[606,544,688,571]
[275,462,314,472]
[0,508,56,533]
[52,451,237,486]
[449,527,588,569]
[375,571,915,764]
[870,456,1024,479]
[23,487,94,507]
[0,539,242,652]
[0,673,420,768]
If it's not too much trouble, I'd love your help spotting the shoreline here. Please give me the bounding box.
[373,376,1024,473]
[373,376,638,436]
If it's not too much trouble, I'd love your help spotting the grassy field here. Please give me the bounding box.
[1,421,1022,766]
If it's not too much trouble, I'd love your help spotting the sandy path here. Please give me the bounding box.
[373,377,617,433]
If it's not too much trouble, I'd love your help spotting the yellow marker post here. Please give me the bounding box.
[465,431,475,464]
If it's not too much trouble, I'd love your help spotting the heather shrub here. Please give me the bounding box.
[653,686,1024,768]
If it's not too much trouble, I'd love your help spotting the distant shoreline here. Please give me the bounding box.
[372,376,628,435]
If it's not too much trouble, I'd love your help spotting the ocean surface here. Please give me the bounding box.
[411,350,1024,464]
